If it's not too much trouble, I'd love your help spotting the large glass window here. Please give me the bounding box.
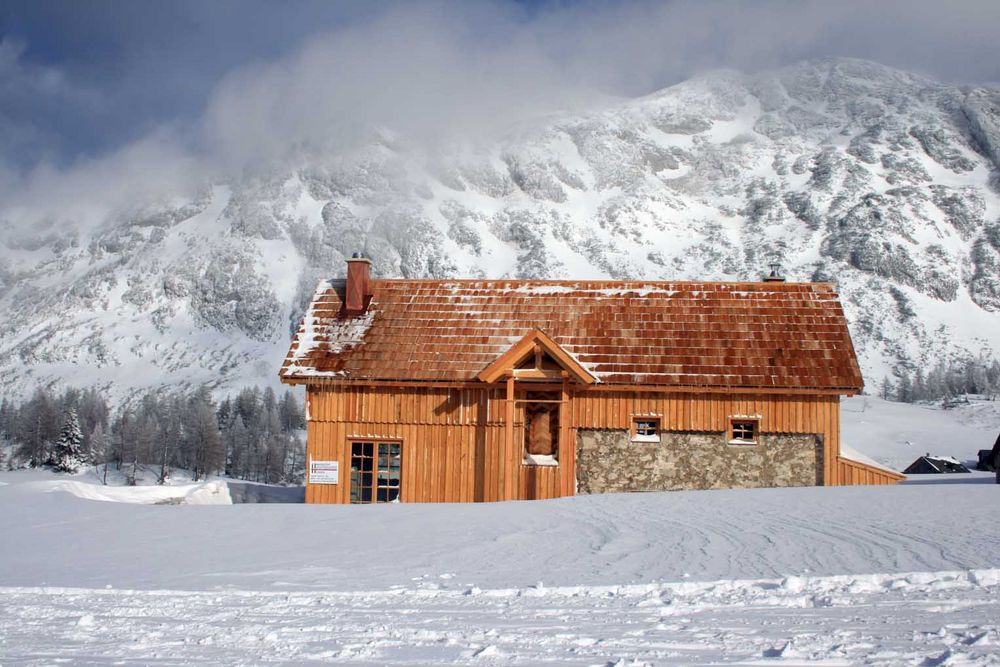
[350,441,402,503]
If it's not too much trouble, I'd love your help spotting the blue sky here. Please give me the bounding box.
[1,0,998,195]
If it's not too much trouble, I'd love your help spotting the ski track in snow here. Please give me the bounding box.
[2,570,999,665]
[2,394,1000,664]
[3,478,1000,664]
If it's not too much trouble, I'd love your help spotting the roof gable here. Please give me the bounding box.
[280,279,865,393]
[477,329,598,384]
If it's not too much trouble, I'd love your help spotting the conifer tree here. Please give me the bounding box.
[879,377,893,400]
[89,423,110,484]
[0,397,14,440]
[52,409,86,473]
[895,372,914,403]
[188,388,224,480]
[279,390,305,431]
[15,387,60,467]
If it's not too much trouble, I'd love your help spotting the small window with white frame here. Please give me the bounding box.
[729,417,760,445]
[631,416,661,443]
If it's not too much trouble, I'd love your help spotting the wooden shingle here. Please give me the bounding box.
[280,279,864,392]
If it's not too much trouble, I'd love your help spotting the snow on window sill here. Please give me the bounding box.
[631,434,660,443]
[523,454,559,467]
[728,439,758,446]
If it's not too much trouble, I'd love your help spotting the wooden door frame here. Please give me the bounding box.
[505,372,572,466]
[346,437,404,504]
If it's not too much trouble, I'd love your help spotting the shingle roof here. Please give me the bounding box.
[280,279,864,392]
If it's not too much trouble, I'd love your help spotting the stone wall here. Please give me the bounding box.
[575,429,823,494]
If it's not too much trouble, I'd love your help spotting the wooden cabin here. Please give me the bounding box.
[280,257,904,504]
[976,433,1000,472]
[903,455,971,475]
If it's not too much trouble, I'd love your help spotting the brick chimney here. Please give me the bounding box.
[345,253,373,313]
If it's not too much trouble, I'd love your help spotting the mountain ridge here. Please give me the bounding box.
[2,57,999,400]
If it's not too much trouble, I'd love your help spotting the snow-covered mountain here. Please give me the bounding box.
[2,58,999,399]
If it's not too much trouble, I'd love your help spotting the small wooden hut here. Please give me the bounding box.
[280,257,904,504]
[903,455,971,475]
[976,433,1000,472]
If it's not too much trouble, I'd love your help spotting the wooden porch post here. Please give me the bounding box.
[505,373,515,500]
[559,374,572,496]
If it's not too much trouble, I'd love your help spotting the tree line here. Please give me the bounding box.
[0,385,306,485]
[880,355,1000,404]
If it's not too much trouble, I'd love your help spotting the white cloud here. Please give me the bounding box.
[2,131,203,235]
[2,0,999,230]
[198,3,601,170]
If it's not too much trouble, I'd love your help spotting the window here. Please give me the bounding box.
[523,392,559,466]
[350,441,402,503]
[631,416,661,443]
[729,418,759,445]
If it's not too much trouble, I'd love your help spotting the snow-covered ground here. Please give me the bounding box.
[3,568,999,665]
[1,397,998,664]
[842,395,1000,472]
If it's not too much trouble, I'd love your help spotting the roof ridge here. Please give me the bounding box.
[363,278,835,288]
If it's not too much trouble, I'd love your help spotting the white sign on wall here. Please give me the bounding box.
[309,459,339,484]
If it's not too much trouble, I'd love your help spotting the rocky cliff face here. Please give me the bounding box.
[2,58,999,398]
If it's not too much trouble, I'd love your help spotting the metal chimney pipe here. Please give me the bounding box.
[764,262,786,282]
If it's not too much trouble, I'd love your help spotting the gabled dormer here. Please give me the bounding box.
[477,329,597,385]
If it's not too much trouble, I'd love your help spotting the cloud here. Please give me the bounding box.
[2,0,999,229]
[198,0,1000,172]
[199,2,601,170]
[2,132,202,235]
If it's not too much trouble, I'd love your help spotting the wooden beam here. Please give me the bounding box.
[559,377,570,497]
[504,374,515,501]
[511,368,565,380]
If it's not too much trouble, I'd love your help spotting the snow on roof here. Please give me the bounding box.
[288,279,335,361]
[924,455,963,465]
[510,284,680,298]
[839,443,903,476]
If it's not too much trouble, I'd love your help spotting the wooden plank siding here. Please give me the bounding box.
[835,456,906,486]
[302,385,890,504]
